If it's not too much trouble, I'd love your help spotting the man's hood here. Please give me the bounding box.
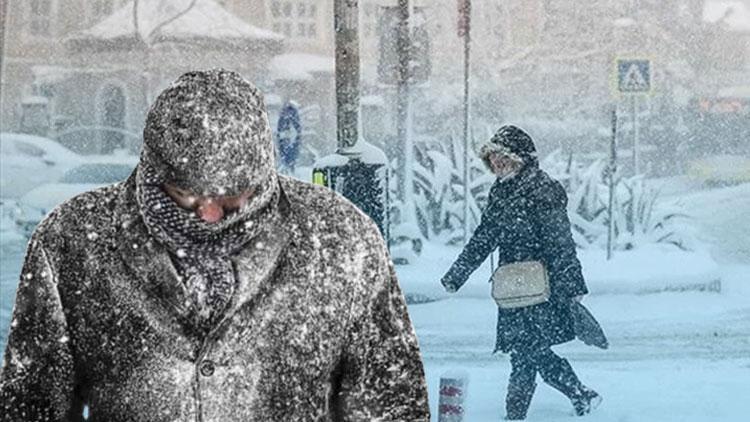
[138,69,277,204]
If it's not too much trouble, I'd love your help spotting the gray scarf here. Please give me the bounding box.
[137,164,282,333]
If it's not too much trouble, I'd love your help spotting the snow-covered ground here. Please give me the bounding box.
[0,182,748,420]
[404,265,750,421]
[397,241,721,302]
[671,183,750,264]
[397,181,750,421]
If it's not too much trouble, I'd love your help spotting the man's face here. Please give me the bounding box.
[163,184,254,223]
[487,152,523,178]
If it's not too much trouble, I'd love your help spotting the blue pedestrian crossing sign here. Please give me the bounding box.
[617,59,651,93]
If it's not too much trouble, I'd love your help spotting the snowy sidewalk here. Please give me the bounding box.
[396,240,721,302]
[421,358,749,421]
[402,265,750,421]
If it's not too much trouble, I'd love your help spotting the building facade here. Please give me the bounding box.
[1,0,747,162]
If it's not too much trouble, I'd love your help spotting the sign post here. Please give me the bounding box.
[616,58,651,175]
[607,109,617,260]
[458,0,471,244]
[377,3,431,210]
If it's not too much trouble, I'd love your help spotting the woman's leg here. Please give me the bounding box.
[531,348,601,416]
[505,350,537,420]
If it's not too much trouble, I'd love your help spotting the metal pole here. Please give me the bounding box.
[0,0,9,123]
[461,0,471,244]
[632,94,639,175]
[395,0,410,201]
[0,0,8,82]
[607,108,618,260]
[334,0,360,151]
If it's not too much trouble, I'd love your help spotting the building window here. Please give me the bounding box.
[89,0,115,24]
[269,1,318,40]
[362,3,378,38]
[29,0,52,36]
[271,1,281,17]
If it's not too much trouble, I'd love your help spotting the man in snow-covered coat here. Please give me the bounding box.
[0,70,429,421]
[440,126,600,420]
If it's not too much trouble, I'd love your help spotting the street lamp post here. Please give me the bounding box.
[313,0,390,239]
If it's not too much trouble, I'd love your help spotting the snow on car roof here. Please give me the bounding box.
[0,132,81,161]
[270,53,335,81]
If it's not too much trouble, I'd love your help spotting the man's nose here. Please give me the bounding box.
[196,197,225,223]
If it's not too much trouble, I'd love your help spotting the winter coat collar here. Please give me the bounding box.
[114,172,294,337]
[488,162,542,203]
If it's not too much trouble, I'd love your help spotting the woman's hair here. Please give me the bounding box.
[477,142,524,171]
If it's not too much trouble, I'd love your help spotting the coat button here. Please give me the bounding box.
[199,360,215,377]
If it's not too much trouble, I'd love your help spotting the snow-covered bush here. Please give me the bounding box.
[545,153,696,251]
[388,129,495,245]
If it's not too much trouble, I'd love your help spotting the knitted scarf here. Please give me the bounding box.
[136,163,281,334]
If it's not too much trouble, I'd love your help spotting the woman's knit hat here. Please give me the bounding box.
[477,125,537,169]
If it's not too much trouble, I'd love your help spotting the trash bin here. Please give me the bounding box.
[312,141,389,240]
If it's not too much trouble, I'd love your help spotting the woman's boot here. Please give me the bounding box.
[570,386,602,416]
[536,352,601,416]
[505,382,536,420]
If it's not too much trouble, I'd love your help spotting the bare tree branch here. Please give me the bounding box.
[147,0,198,44]
[133,0,142,43]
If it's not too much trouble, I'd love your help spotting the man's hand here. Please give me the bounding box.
[441,277,459,293]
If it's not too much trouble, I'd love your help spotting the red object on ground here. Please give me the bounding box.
[438,375,468,421]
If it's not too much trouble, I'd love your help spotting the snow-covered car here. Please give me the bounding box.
[687,155,750,186]
[14,158,137,236]
[0,132,83,199]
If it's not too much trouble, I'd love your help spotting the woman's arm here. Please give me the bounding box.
[441,199,501,291]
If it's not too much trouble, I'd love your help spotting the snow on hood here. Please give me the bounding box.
[69,0,283,44]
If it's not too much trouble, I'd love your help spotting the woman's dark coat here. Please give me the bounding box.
[442,163,588,353]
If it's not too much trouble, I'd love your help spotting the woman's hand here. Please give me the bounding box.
[441,277,459,293]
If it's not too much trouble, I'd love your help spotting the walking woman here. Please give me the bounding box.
[440,125,601,420]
